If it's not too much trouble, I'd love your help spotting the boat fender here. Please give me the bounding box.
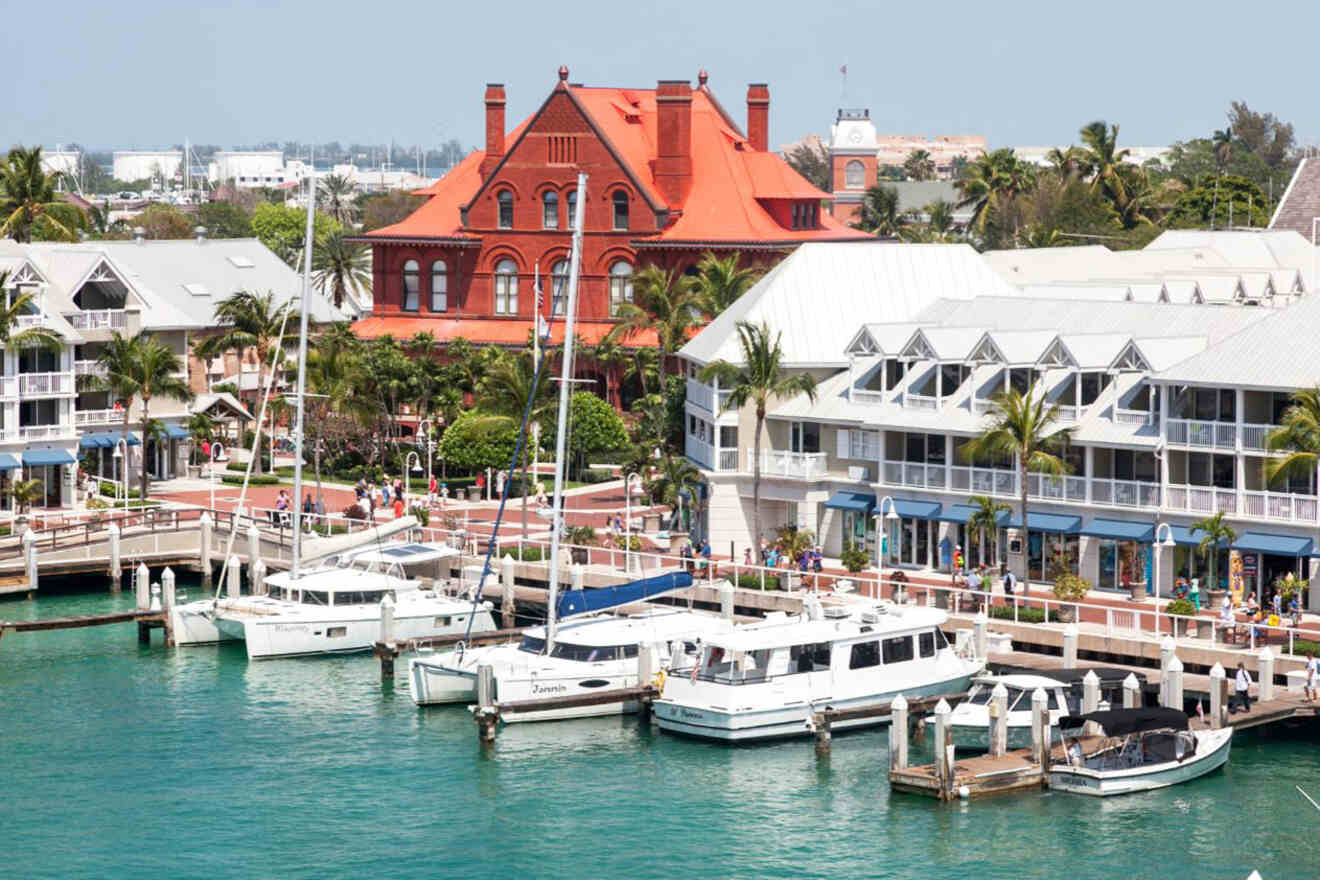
[653,669,667,692]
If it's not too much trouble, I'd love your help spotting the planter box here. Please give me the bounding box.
[1056,605,1077,624]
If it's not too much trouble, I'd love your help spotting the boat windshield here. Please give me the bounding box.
[332,590,392,606]
[300,590,330,606]
[519,636,546,654]
[549,642,637,663]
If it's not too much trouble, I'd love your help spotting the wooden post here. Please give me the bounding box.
[889,694,909,770]
[380,594,396,644]
[161,566,176,613]
[1209,663,1226,729]
[571,563,584,592]
[246,523,260,587]
[224,556,241,598]
[637,642,656,722]
[199,513,213,591]
[813,711,832,757]
[135,561,150,610]
[107,523,121,592]
[501,554,517,629]
[1030,687,1049,766]
[1258,647,1275,702]
[1062,623,1078,668]
[988,682,1008,757]
[22,530,38,596]
[933,698,953,798]
[973,611,988,660]
[1123,672,1141,709]
[719,580,735,622]
[1164,655,1184,710]
[475,663,498,744]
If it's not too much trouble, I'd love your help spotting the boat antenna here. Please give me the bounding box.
[545,171,587,653]
[290,168,316,578]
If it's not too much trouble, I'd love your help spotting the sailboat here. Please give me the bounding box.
[172,172,495,658]
[407,172,728,715]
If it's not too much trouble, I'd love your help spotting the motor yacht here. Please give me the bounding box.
[653,600,981,742]
[930,672,1072,750]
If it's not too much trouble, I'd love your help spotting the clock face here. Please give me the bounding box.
[848,129,863,144]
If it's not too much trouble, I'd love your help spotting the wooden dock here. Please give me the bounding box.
[0,608,171,645]
[889,737,1104,800]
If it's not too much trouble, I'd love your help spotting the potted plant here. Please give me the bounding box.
[1165,598,1198,638]
[565,525,597,564]
[1052,572,1091,623]
[1119,543,1145,602]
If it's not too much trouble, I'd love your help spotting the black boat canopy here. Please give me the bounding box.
[1058,707,1189,735]
[993,666,1136,686]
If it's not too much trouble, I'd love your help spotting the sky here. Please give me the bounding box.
[5,0,1317,155]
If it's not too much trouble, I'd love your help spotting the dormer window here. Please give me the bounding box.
[497,190,514,229]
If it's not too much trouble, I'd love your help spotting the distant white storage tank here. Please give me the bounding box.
[113,151,183,183]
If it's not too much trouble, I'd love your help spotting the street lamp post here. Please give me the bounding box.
[113,438,129,518]
[625,472,644,574]
[405,451,422,507]
[417,418,433,497]
[1153,521,1176,599]
[875,495,900,599]
[209,442,225,513]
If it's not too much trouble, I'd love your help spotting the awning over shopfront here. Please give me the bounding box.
[1082,518,1155,542]
[878,497,943,520]
[22,449,76,466]
[823,491,875,514]
[0,453,20,471]
[79,432,140,448]
[164,424,190,440]
[1003,511,1082,533]
[940,504,1011,525]
[1232,532,1314,557]
[1167,525,1208,547]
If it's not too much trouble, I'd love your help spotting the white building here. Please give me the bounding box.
[40,150,81,182]
[112,151,183,183]
[208,151,304,188]
[1012,145,1171,167]
[679,234,1320,607]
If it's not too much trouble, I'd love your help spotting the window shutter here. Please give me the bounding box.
[837,428,851,460]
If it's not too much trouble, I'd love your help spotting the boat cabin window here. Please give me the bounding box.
[850,641,880,670]
[789,643,831,673]
[550,642,626,662]
[519,636,546,654]
[966,685,992,705]
[882,635,914,664]
[301,590,330,606]
[622,644,638,659]
[935,629,950,650]
[918,631,935,658]
[333,590,388,606]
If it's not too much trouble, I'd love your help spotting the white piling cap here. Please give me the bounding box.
[161,566,174,582]
[1083,669,1100,685]
[934,698,951,715]
[958,785,970,799]
[891,693,908,711]
[1161,635,1175,652]
[226,554,240,568]
[1032,686,1048,704]
[1259,646,1274,661]
[380,593,395,609]
[1210,661,1226,678]
[502,553,515,562]
[247,522,260,536]
[974,610,987,624]
[107,523,120,537]
[21,529,36,545]
[199,512,212,526]
[137,561,149,575]
[1168,655,1183,672]
[990,681,1008,699]
[1063,622,1078,637]
[1123,672,1141,689]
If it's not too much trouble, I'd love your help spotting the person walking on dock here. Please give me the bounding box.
[1305,652,1318,704]
[1232,662,1253,713]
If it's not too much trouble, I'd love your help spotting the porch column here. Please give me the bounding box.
[1159,382,1170,494]
[944,434,953,481]
[1234,388,1244,454]
[1084,445,1094,504]
[936,365,943,405]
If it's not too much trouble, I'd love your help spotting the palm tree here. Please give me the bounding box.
[966,494,1011,568]
[0,146,79,242]
[194,289,295,474]
[478,350,555,535]
[312,231,370,311]
[961,385,1071,586]
[1191,510,1236,593]
[86,332,144,488]
[0,271,63,351]
[604,266,700,387]
[854,184,905,237]
[647,452,702,528]
[1212,127,1233,172]
[903,149,936,181]
[954,148,1036,237]
[129,336,194,500]
[187,411,217,465]
[11,477,44,515]
[1078,121,1132,209]
[925,199,956,235]
[699,321,817,552]
[1264,387,1320,490]
[318,174,358,226]
[587,337,631,409]
[304,326,360,509]
[1045,146,1092,180]
[690,251,760,319]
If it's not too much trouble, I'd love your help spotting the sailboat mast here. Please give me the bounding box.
[546,171,587,652]
[290,170,317,578]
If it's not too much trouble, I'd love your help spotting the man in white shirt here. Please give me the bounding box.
[1232,662,1253,713]
[1305,652,1318,704]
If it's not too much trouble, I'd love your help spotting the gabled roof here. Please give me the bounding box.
[1130,336,1208,372]
[1017,283,1134,303]
[984,329,1061,365]
[369,149,488,240]
[1056,333,1131,369]
[901,326,983,361]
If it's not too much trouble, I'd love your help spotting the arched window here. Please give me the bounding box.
[609,261,633,316]
[402,259,419,311]
[566,190,578,229]
[497,190,514,229]
[494,259,518,314]
[845,160,864,189]
[542,191,559,229]
[430,260,448,312]
[612,191,629,231]
[551,260,569,316]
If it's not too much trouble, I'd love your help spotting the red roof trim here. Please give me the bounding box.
[348,235,482,247]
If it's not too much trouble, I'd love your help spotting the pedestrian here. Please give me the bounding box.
[966,567,982,593]
[1271,590,1282,617]
[1000,563,1015,597]
[302,492,313,515]
[475,471,485,498]
[428,475,437,506]
[392,494,405,519]
[382,482,391,506]
[743,547,752,567]
[812,547,823,573]
[440,482,449,507]
[1305,652,1319,704]
[1233,662,1253,713]
[1189,576,1200,611]
[614,513,623,533]
[1288,594,1301,627]
[496,470,506,498]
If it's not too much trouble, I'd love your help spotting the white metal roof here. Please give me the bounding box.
[1057,333,1131,369]
[679,242,1017,367]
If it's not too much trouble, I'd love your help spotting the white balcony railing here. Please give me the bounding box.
[18,371,73,395]
[1240,423,1274,452]
[1090,478,1161,508]
[0,375,15,398]
[948,465,1018,497]
[971,398,993,415]
[66,310,129,331]
[1113,408,1154,426]
[685,377,731,415]
[76,408,122,426]
[74,360,107,377]
[15,314,46,328]
[748,448,827,478]
[905,393,939,411]
[685,434,715,470]
[1054,405,1080,423]
[883,459,948,490]
[19,423,71,440]
[1241,490,1319,523]
[852,389,887,406]
[1167,418,1235,449]
[1165,484,1238,515]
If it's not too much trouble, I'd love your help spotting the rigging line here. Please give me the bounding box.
[213,303,296,599]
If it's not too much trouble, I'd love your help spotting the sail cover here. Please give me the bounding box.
[555,571,694,619]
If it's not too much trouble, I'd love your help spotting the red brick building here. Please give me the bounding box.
[353,66,868,372]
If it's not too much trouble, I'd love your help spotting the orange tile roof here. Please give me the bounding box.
[367,79,870,246]
[351,316,659,347]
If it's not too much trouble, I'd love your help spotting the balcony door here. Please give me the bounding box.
[790,422,819,454]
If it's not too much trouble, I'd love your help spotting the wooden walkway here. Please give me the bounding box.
[0,608,170,645]
[890,736,1105,800]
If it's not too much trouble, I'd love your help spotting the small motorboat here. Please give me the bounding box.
[1049,707,1232,796]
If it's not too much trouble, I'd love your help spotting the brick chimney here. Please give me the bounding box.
[655,79,693,207]
[479,83,506,180]
[746,83,769,152]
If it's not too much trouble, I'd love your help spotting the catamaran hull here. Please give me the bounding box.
[222,611,496,660]
[409,662,479,705]
[1048,728,1233,796]
[170,603,236,646]
[655,674,975,742]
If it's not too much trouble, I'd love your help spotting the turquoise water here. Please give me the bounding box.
[3,580,1318,880]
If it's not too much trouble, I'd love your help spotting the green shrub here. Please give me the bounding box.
[989,605,1058,624]
[1052,573,1091,602]
[578,468,616,485]
[611,534,642,551]
[840,539,869,574]
[501,545,544,562]
[1165,598,1198,617]
[227,457,271,473]
[441,412,518,476]
[736,573,783,591]
[1290,638,1320,656]
[221,473,281,486]
[99,481,142,499]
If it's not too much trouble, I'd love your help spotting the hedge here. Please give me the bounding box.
[221,473,282,486]
[1291,638,1320,656]
[989,605,1060,624]
[736,573,785,591]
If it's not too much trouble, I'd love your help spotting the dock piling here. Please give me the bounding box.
[161,567,176,646]
[135,562,150,610]
[1209,663,1226,728]
[475,664,498,744]
[933,699,953,799]
[637,643,656,722]
[1062,623,1078,668]
[224,556,240,598]
[988,682,1008,757]
[500,554,516,629]
[719,580,735,621]
[890,694,910,770]
[107,524,121,592]
[1165,655,1184,710]
[813,711,832,757]
[379,594,396,645]
[1030,687,1049,767]
[973,611,987,660]
[199,513,213,591]
[22,530,38,595]
[1082,669,1102,736]
[1122,672,1141,709]
[1159,635,1175,681]
[251,560,266,597]
[1259,648,1275,701]
[245,524,260,588]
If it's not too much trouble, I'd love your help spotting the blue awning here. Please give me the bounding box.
[0,453,19,471]
[1003,511,1082,533]
[23,449,76,466]
[1232,532,1314,557]
[878,497,943,520]
[1168,525,1210,547]
[79,432,141,448]
[164,424,190,439]
[1082,518,1155,542]
[940,504,1011,525]
[824,490,875,514]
